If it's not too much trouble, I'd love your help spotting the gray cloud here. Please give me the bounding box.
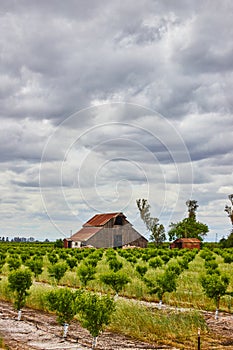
[0,1,232,240]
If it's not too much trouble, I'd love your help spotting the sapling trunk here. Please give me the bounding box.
[92,336,98,349]
[215,297,220,320]
[63,323,69,338]
[17,309,22,321]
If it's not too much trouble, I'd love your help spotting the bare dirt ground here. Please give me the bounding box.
[0,300,176,350]
[0,300,233,350]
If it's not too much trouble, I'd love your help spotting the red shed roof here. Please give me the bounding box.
[83,212,125,227]
[173,238,200,243]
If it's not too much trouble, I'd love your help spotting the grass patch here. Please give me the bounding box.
[110,300,208,349]
[0,335,10,349]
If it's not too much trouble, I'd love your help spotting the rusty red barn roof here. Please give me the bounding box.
[83,212,125,227]
[71,227,102,241]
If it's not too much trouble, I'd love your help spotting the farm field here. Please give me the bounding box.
[0,242,233,349]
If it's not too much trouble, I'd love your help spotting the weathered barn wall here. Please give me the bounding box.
[85,223,147,248]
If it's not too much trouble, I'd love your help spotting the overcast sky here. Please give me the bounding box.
[1,0,233,241]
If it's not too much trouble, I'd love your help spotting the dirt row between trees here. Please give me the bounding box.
[0,300,177,350]
[0,299,233,349]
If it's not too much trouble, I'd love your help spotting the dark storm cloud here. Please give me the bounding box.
[1,0,229,124]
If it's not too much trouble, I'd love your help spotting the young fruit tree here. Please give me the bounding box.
[46,287,82,337]
[77,292,115,349]
[135,264,148,278]
[108,258,123,272]
[48,262,68,284]
[77,263,96,287]
[100,271,130,297]
[0,253,6,273]
[7,255,21,271]
[144,269,177,308]
[8,269,32,320]
[26,258,43,278]
[200,273,230,319]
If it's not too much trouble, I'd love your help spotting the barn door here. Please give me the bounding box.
[114,234,122,248]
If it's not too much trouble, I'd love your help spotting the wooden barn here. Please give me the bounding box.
[64,212,148,249]
[170,238,201,250]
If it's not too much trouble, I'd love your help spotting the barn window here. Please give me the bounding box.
[115,216,123,225]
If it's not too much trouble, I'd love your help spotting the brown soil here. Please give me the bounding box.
[0,300,176,350]
[203,311,233,349]
[0,300,233,350]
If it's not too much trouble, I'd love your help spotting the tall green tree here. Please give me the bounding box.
[186,200,199,220]
[168,200,208,241]
[136,199,166,246]
[168,218,208,241]
[224,194,233,245]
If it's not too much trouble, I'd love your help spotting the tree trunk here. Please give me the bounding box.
[63,323,69,338]
[17,309,22,321]
[215,297,220,320]
[92,336,98,349]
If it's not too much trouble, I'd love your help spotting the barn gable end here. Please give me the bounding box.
[64,212,148,248]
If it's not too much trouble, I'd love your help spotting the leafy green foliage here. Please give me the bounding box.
[100,271,130,294]
[135,265,148,277]
[200,273,230,309]
[77,264,96,286]
[168,217,208,241]
[168,200,208,241]
[26,258,43,278]
[66,256,78,269]
[54,239,64,248]
[223,253,233,263]
[186,200,199,220]
[48,262,68,283]
[46,287,82,325]
[204,259,218,271]
[8,269,32,311]
[220,231,233,248]
[78,292,115,338]
[166,262,182,275]
[108,258,123,272]
[47,253,59,265]
[84,256,98,268]
[7,255,21,271]
[149,256,163,269]
[145,270,177,301]
[0,253,6,272]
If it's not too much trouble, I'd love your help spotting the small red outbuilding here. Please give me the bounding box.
[170,238,201,250]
